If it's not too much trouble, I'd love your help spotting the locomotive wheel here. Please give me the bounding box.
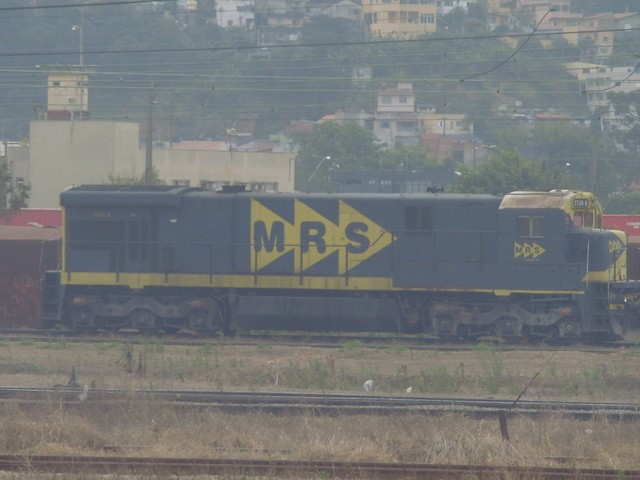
[557,319,582,337]
[431,313,458,340]
[129,309,157,331]
[188,305,223,333]
[70,306,95,330]
[495,316,522,338]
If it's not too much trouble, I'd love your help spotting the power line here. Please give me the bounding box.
[1,25,638,58]
[460,8,556,82]
[0,0,177,12]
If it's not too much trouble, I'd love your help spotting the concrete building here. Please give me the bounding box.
[436,0,477,16]
[44,69,90,121]
[216,0,255,28]
[328,0,362,22]
[363,0,437,38]
[486,0,513,31]
[566,61,640,112]
[22,120,295,208]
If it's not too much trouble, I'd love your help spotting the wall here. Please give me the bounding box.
[28,120,296,207]
[151,148,296,192]
[29,120,141,207]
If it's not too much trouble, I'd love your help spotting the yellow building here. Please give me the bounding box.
[363,0,436,38]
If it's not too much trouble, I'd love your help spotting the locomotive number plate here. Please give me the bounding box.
[572,198,589,209]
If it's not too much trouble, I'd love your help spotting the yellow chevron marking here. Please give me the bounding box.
[514,242,546,259]
[338,200,396,274]
[251,199,396,274]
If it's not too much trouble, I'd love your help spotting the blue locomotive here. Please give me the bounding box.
[41,186,635,340]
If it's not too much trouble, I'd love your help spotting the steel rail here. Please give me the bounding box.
[0,454,637,479]
[0,327,636,352]
[2,386,639,419]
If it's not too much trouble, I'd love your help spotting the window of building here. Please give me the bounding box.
[200,180,229,190]
[388,10,397,22]
[408,11,418,22]
[251,182,278,192]
[381,121,390,128]
[517,216,544,237]
[399,11,407,22]
[52,81,61,87]
[405,180,429,193]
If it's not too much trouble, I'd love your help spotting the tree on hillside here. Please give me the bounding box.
[448,150,570,195]
[603,192,640,214]
[293,122,384,191]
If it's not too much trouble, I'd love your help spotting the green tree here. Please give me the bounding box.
[293,122,384,191]
[382,143,442,170]
[107,168,165,186]
[602,193,640,214]
[0,158,30,209]
[449,150,568,195]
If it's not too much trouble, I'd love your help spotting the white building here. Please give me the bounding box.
[436,0,477,16]
[216,0,255,28]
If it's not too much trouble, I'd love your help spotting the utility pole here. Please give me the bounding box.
[144,84,154,185]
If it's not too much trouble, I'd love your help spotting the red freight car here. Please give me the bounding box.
[0,227,61,327]
[603,215,640,280]
[0,209,62,228]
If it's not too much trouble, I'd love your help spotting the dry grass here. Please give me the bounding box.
[0,339,638,474]
[0,401,638,470]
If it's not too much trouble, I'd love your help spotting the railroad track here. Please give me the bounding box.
[1,327,637,352]
[4,386,640,419]
[0,454,638,479]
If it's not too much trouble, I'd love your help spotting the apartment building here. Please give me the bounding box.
[363,0,437,38]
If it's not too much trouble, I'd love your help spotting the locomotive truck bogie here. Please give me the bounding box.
[64,291,226,334]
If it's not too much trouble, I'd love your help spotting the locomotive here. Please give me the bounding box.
[41,186,638,341]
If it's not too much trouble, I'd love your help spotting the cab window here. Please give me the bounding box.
[573,211,595,228]
[517,216,544,238]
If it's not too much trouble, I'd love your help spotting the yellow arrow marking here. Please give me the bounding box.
[294,199,339,273]
[514,242,546,259]
[251,199,396,274]
[338,200,396,274]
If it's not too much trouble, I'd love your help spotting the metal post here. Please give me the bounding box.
[144,84,154,185]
